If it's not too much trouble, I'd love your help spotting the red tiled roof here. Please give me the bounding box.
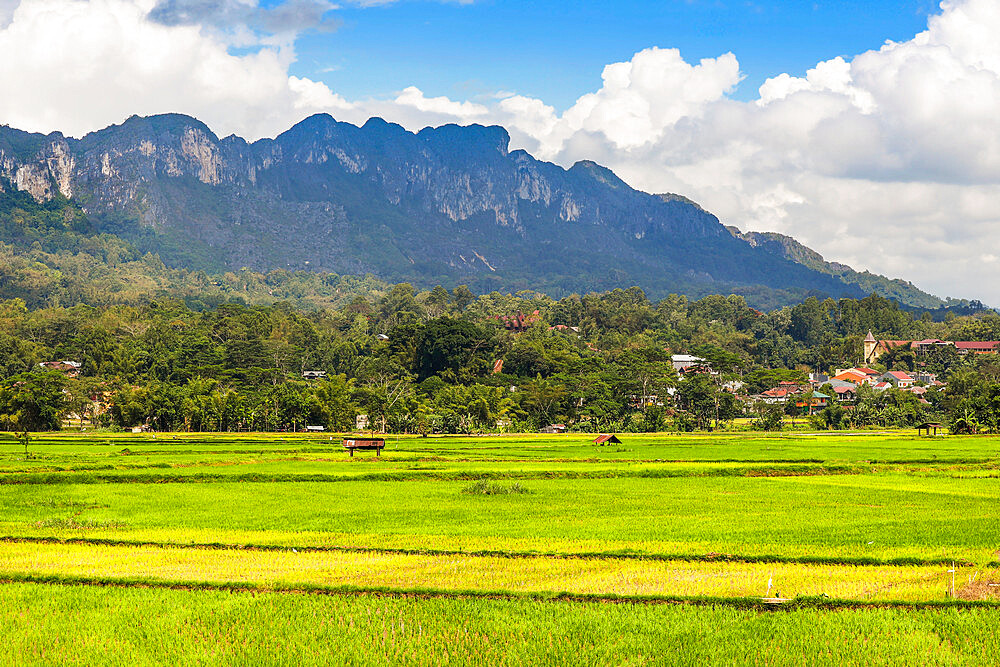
[955,341,1000,351]
[885,371,913,380]
[760,387,802,398]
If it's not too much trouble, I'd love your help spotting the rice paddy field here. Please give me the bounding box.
[2,430,999,664]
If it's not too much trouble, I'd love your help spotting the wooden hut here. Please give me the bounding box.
[593,434,622,445]
[342,437,386,456]
[916,422,942,436]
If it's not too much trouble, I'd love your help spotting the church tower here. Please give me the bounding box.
[863,330,877,365]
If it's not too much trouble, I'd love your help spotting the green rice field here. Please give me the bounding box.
[1,431,999,664]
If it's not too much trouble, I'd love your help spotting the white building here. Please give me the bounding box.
[671,354,705,372]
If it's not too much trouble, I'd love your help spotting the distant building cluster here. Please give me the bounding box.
[863,331,1000,365]
[493,310,541,333]
[751,365,941,410]
[38,360,82,378]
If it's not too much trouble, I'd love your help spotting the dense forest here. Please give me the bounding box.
[2,179,1000,434]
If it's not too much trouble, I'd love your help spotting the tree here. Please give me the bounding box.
[750,402,784,431]
[65,377,101,428]
[0,371,67,432]
[451,285,475,312]
[423,285,452,319]
[415,318,490,381]
[313,374,358,431]
[520,375,567,427]
[675,374,738,430]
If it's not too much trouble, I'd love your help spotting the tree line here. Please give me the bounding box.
[0,284,998,434]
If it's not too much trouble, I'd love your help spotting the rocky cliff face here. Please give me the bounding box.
[0,113,863,302]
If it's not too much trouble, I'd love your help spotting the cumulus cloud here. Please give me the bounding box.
[1,0,999,302]
[0,0,355,139]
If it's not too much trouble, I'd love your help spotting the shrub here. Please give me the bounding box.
[462,479,532,495]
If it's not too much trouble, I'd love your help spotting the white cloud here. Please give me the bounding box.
[2,0,1000,303]
[0,0,353,138]
[393,86,488,118]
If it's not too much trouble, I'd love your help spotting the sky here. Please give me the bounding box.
[0,0,997,304]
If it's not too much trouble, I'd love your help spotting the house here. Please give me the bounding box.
[720,379,744,394]
[39,360,82,378]
[880,370,915,388]
[911,339,953,353]
[823,379,860,403]
[671,354,705,372]
[754,385,806,404]
[540,423,567,434]
[833,370,869,385]
[795,391,829,412]
[954,341,1000,355]
[593,434,622,445]
[679,363,716,376]
[831,385,858,403]
[303,425,325,432]
[833,367,882,386]
[809,372,830,386]
[913,371,939,384]
[302,370,327,380]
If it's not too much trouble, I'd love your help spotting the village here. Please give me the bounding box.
[673,331,998,419]
[29,325,1000,434]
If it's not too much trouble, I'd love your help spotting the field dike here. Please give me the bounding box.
[0,535,976,569]
[2,572,998,611]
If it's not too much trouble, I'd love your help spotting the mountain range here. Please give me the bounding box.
[0,113,946,309]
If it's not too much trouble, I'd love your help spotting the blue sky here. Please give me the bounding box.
[289,0,940,109]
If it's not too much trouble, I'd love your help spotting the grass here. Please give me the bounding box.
[0,429,999,663]
[2,582,1000,665]
[0,541,983,601]
[1,474,997,561]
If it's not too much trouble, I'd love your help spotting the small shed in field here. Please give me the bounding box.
[342,437,386,456]
[593,434,621,445]
[917,422,943,436]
